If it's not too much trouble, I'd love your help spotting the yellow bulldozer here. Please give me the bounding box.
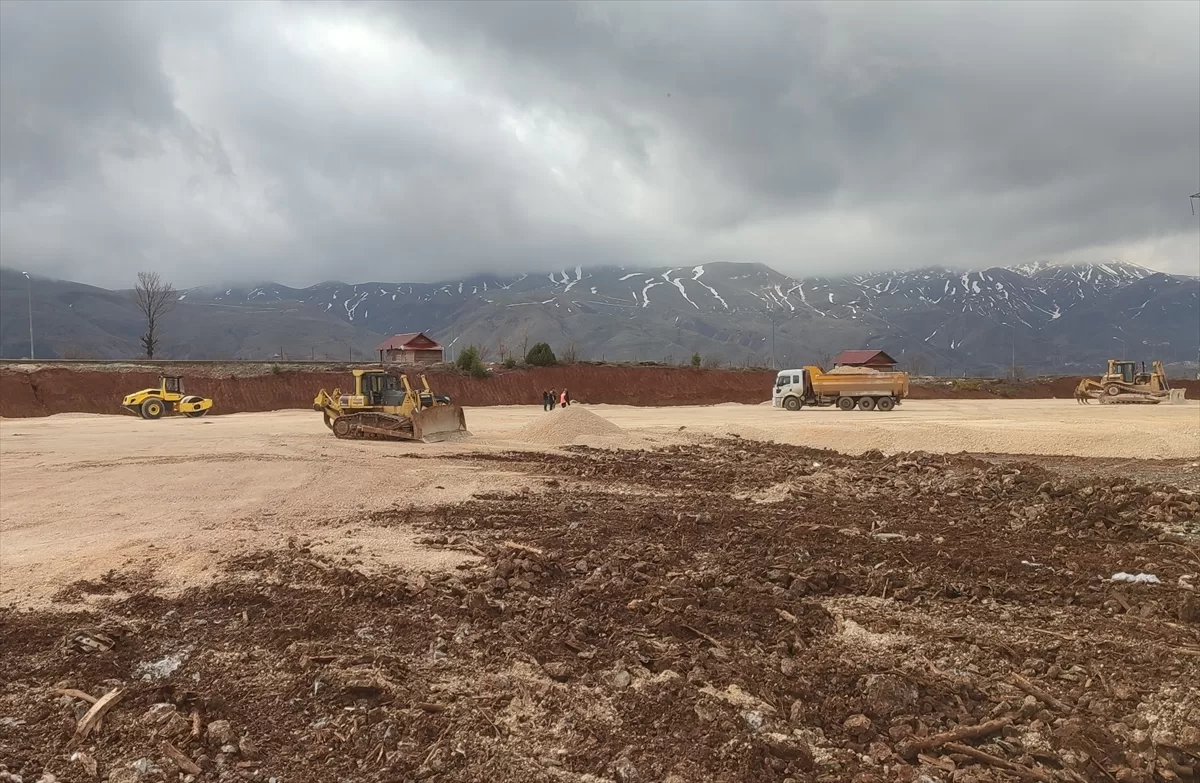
[121,376,213,419]
[314,369,468,442]
[1074,360,1185,405]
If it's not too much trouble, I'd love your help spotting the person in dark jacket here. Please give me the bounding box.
[548,389,557,411]
[541,389,550,411]
[564,389,572,406]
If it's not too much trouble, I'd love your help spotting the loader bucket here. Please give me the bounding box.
[411,404,470,442]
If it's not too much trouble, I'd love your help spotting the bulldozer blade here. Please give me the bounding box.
[411,404,470,442]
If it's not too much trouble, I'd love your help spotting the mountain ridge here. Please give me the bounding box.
[2,260,1196,374]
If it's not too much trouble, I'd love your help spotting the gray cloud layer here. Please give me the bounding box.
[1,0,1197,288]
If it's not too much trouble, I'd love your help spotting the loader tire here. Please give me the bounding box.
[141,397,165,420]
[837,396,855,411]
[857,397,876,411]
[876,397,896,412]
[784,396,801,411]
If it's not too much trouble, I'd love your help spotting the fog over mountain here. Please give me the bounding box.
[1,0,1197,289]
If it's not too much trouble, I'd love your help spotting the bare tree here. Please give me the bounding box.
[817,351,833,369]
[519,325,530,360]
[561,341,579,364]
[133,271,176,358]
[908,354,929,377]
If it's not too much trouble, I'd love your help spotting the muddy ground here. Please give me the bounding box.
[2,440,1199,783]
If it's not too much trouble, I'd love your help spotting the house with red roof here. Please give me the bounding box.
[832,349,898,371]
[376,332,443,365]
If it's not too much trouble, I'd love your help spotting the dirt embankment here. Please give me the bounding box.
[1,363,1196,417]
[0,364,778,417]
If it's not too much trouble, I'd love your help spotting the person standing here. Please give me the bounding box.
[541,389,550,411]
[548,389,557,411]
[564,388,572,406]
[560,389,568,409]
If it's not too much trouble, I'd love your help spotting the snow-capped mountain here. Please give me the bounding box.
[2,261,1196,373]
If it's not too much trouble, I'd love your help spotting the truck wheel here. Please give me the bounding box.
[876,397,896,412]
[857,397,876,411]
[837,397,855,411]
[141,397,165,420]
[784,396,801,411]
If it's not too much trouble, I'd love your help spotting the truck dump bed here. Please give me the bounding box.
[806,366,909,399]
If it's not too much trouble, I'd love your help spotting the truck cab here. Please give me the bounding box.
[772,369,808,411]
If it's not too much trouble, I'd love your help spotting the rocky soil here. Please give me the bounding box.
[2,441,1199,782]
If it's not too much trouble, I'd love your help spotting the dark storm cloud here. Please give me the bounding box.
[1,0,1197,288]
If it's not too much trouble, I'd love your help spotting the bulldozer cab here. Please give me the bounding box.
[356,371,409,407]
[1110,361,1136,385]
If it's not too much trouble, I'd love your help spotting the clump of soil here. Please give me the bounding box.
[511,404,625,445]
[2,441,1198,783]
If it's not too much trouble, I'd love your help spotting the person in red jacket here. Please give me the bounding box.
[559,389,568,408]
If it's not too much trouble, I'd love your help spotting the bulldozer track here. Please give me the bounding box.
[330,412,417,441]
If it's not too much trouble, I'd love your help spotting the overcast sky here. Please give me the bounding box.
[1,0,1197,288]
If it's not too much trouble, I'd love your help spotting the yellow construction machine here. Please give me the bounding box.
[1074,360,1185,404]
[314,369,469,441]
[121,376,213,419]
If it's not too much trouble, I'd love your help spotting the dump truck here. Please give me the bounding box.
[772,366,909,412]
[1075,360,1186,404]
[314,369,469,441]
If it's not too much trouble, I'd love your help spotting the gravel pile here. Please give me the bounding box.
[511,405,624,445]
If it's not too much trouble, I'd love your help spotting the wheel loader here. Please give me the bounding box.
[121,376,213,419]
[313,369,469,442]
[1074,360,1186,404]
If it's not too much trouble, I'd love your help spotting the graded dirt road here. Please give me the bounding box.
[2,400,1198,607]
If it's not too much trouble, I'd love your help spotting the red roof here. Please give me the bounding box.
[833,349,897,366]
[376,332,442,351]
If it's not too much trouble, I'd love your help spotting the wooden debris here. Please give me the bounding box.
[415,702,448,713]
[680,623,726,650]
[54,687,98,704]
[1011,673,1071,713]
[69,687,124,747]
[502,540,544,556]
[897,717,1011,759]
[190,707,203,738]
[162,741,202,775]
[944,741,1053,782]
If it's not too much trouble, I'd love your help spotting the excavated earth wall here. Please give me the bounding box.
[1,362,1196,417]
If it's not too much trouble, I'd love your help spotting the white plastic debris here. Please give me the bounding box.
[1110,572,1161,584]
[1021,560,1043,568]
[135,648,191,681]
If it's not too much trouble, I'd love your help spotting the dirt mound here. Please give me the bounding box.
[511,404,624,445]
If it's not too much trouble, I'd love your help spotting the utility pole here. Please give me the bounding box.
[23,272,34,359]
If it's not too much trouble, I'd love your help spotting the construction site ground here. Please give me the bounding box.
[2,399,1199,782]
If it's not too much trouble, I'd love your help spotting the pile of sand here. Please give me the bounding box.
[511,405,625,445]
[826,365,881,375]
